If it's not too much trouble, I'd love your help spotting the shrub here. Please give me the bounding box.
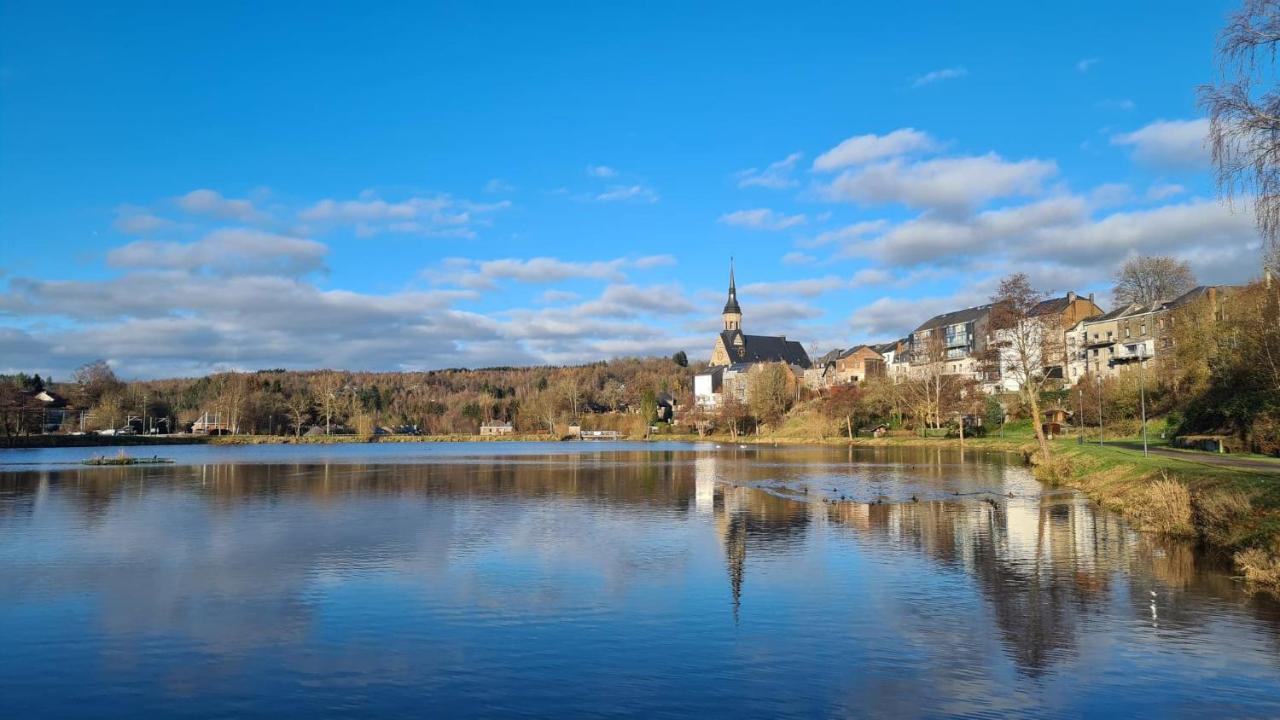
[1137,476,1195,537]
[1194,489,1256,548]
[1236,548,1280,589]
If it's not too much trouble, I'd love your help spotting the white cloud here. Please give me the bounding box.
[298,193,508,237]
[850,289,989,339]
[632,254,677,269]
[802,220,889,248]
[850,268,894,286]
[594,185,658,203]
[782,252,816,266]
[538,289,580,304]
[1096,98,1136,111]
[718,208,807,231]
[1077,57,1101,72]
[484,178,516,193]
[826,194,1083,266]
[1021,198,1256,268]
[106,229,328,277]
[812,129,936,172]
[735,152,803,189]
[1146,183,1186,201]
[1111,118,1209,170]
[433,255,675,289]
[741,276,846,298]
[911,66,968,88]
[572,283,697,318]
[176,189,269,224]
[587,165,618,178]
[823,153,1057,212]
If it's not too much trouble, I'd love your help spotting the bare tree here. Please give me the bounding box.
[72,359,123,406]
[312,371,346,435]
[283,389,313,437]
[1112,255,1198,305]
[903,332,959,432]
[1201,0,1280,272]
[990,273,1058,461]
[748,363,793,430]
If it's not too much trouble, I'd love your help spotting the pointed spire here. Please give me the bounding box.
[723,257,741,316]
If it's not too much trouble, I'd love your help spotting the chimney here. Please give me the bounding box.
[1067,291,1077,303]
[1088,292,1095,304]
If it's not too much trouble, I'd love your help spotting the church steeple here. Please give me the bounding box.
[722,258,742,332]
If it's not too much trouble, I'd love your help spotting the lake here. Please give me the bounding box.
[2,442,1279,718]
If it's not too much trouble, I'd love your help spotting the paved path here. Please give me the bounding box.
[1109,441,1280,475]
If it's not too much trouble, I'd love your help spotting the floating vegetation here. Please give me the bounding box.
[81,450,174,466]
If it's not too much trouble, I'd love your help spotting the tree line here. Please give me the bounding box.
[0,355,696,438]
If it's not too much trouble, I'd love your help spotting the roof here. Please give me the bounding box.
[837,345,880,360]
[722,262,741,315]
[719,330,812,368]
[31,390,68,407]
[1030,296,1072,316]
[913,304,996,333]
[1088,301,1160,322]
[815,348,844,367]
[1162,285,1242,310]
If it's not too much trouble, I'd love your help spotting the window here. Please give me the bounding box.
[1125,328,1130,338]
[1140,324,1146,335]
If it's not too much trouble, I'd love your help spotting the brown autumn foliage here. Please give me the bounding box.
[33,357,695,436]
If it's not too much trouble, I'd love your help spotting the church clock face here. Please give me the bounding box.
[737,347,746,358]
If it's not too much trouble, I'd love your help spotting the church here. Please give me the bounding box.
[695,262,812,410]
[709,262,811,368]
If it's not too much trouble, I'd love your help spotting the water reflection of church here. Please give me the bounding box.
[691,451,1186,676]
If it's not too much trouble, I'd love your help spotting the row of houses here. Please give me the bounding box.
[694,261,1249,409]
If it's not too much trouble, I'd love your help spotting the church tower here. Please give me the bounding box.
[722,259,742,332]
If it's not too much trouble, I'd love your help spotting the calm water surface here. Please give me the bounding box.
[2,442,1279,718]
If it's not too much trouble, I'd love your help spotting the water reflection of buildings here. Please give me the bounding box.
[3,449,1278,676]
[691,449,1280,677]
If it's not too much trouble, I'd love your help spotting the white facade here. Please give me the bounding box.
[693,372,720,410]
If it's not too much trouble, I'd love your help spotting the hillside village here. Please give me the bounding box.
[693,259,1278,453]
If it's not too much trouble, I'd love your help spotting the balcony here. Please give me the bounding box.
[1109,342,1152,365]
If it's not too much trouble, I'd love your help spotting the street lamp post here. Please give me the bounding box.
[1139,349,1149,457]
[1077,387,1084,444]
[1096,373,1104,447]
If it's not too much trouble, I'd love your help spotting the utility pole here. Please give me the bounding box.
[142,394,147,435]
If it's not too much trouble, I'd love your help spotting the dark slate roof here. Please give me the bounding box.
[1030,296,1072,316]
[913,304,996,333]
[1090,301,1161,322]
[816,348,844,367]
[719,331,812,369]
[838,344,879,359]
[1161,285,1242,310]
[723,264,742,315]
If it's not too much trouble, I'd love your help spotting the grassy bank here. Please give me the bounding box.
[689,415,1280,593]
[1033,441,1280,590]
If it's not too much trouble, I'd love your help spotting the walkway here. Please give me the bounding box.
[1109,441,1280,475]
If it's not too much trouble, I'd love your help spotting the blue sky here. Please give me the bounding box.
[0,1,1261,378]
